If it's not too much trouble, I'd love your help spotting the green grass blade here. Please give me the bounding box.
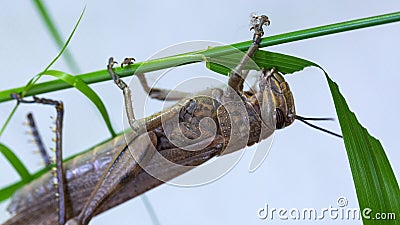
[0,7,117,201]
[33,0,80,73]
[34,5,85,80]
[0,182,25,203]
[0,11,398,221]
[0,104,18,138]
[207,50,317,75]
[0,131,125,203]
[41,70,116,137]
[0,12,398,103]
[0,143,31,183]
[326,76,400,224]
[0,166,50,202]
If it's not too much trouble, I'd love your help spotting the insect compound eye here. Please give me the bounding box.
[275,108,285,129]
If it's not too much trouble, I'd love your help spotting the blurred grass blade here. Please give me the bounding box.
[40,70,116,136]
[0,143,31,183]
[0,104,18,139]
[326,76,400,224]
[33,0,80,73]
[0,12,398,103]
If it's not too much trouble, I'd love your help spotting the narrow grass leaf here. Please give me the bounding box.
[0,182,24,203]
[0,166,49,203]
[326,76,400,225]
[1,12,398,103]
[0,143,31,183]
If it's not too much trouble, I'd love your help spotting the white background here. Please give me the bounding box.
[0,1,399,225]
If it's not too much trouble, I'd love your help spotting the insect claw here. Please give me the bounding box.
[121,57,135,68]
[33,150,40,154]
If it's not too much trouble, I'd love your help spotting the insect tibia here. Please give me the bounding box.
[295,115,343,138]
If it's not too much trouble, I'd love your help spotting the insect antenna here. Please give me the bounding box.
[295,115,343,138]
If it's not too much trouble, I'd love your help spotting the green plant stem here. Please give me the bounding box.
[0,11,399,103]
[33,0,80,73]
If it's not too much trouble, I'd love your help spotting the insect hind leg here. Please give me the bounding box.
[26,112,51,167]
[11,93,68,225]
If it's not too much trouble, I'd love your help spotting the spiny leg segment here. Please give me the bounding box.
[11,94,68,225]
[26,113,51,167]
[120,57,189,101]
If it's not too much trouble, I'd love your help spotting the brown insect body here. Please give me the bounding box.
[4,69,296,225]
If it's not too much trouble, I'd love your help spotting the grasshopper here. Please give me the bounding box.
[2,15,340,225]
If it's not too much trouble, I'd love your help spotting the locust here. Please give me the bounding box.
[2,15,341,225]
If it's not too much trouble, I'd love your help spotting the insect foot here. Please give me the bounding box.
[250,14,270,43]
